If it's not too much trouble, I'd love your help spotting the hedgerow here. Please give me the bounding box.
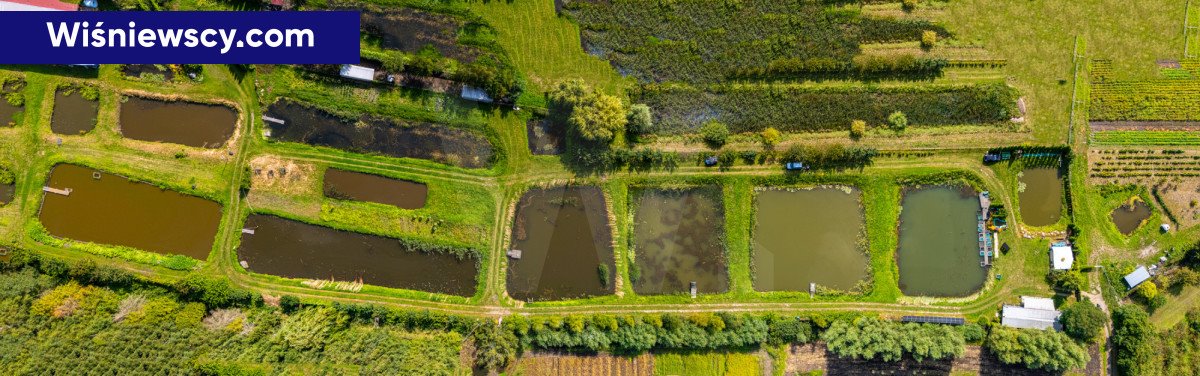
[565,0,951,83]
[636,83,1018,134]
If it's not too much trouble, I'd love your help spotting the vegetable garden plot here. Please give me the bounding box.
[638,83,1018,134]
[566,0,949,83]
[265,99,495,168]
[1090,60,1200,121]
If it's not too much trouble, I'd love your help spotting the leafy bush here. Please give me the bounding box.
[888,111,908,132]
[0,167,14,185]
[962,323,985,343]
[849,120,866,140]
[626,104,653,137]
[902,0,917,11]
[278,295,301,314]
[766,316,813,345]
[986,326,1089,372]
[1047,270,1086,292]
[759,127,781,150]
[921,30,938,49]
[172,274,258,309]
[700,120,730,148]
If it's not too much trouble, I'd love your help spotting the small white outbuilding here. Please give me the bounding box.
[1051,243,1074,270]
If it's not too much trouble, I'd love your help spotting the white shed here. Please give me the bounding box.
[1051,244,1074,270]
[339,64,375,82]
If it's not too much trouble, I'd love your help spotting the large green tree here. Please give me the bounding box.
[1060,301,1108,343]
[986,327,1089,372]
[548,80,628,144]
[822,317,964,362]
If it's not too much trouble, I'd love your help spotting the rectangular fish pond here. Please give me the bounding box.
[508,186,615,301]
[632,187,727,295]
[119,96,238,148]
[896,186,987,297]
[237,214,478,296]
[264,99,494,169]
[323,168,428,209]
[753,187,868,292]
[1017,167,1063,227]
[38,164,222,260]
[51,88,98,135]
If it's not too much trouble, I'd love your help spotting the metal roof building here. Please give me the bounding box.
[460,85,494,103]
[1124,266,1152,289]
[1051,243,1074,270]
[1001,296,1061,330]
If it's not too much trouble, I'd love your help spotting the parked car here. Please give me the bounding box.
[784,162,806,171]
[704,156,719,167]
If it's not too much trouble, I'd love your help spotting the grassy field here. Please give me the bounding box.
[944,0,1189,143]
[467,0,632,103]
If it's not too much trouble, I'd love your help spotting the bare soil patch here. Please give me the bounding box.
[248,155,317,196]
[1090,121,1200,131]
[511,352,653,376]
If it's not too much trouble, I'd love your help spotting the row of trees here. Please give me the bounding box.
[821,317,964,362]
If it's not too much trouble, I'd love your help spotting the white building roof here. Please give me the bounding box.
[1001,305,1061,330]
[1124,266,1151,289]
[1051,245,1073,270]
[1021,296,1056,311]
[461,85,494,103]
[339,64,375,82]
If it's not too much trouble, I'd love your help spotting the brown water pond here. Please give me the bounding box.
[238,214,477,296]
[1111,199,1151,235]
[1018,167,1063,227]
[0,184,13,205]
[753,188,867,292]
[632,187,727,295]
[526,118,563,155]
[323,168,427,209]
[38,164,221,260]
[119,96,237,148]
[51,89,98,135]
[361,9,478,61]
[897,186,987,297]
[265,99,494,168]
[508,186,615,301]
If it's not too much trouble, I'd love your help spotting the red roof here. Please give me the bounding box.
[1,0,77,10]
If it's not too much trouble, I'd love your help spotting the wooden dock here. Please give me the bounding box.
[42,186,72,196]
[261,115,285,125]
